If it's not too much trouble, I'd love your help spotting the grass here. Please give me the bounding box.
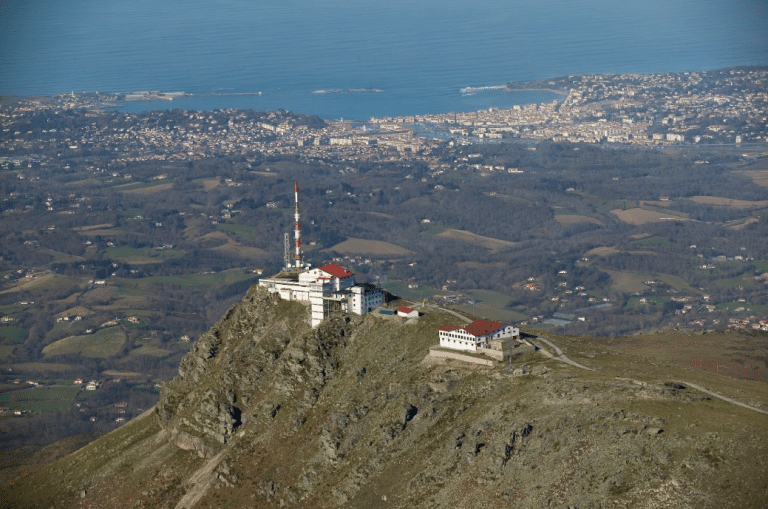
[603,269,652,293]
[329,238,414,257]
[0,325,28,344]
[437,229,518,251]
[420,224,446,236]
[689,196,768,208]
[610,207,689,225]
[383,281,449,301]
[0,385,83,412]
[465,289,513,309]
[114,268,255,290]
[553,215,603,225]
[43,326,127,358]
[713,275,759,289]
[0,345,16,359]
[655,274,702,294]
[113,181,174,193]
[217,223,255,240]
[633,236,673,247]
[454,303,527,322]
[130,344,173,358]
[105,246,186,264]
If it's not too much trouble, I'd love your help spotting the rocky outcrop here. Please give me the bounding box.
[156,285,358,457]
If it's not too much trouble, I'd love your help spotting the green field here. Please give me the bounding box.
[604,270,652,293]
[0,385,87,412]
[115,268,255,290]
[217,223,255,241]
[130,343,173,358]
[465,289,514,308]
[0,325,28,344]
[113,180,174,193]
[43,327,127,358]
[713,275,759,289]
[633,236,674,247]
[383,281,449,301]
[454,303,527,322]
[0,345,16,359]
[105,246,186,264]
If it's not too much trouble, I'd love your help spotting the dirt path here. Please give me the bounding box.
[174,449,228,509]
[677,380,768,416]
[535,336,596,371]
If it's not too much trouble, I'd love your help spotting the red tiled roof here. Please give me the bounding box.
[464,319,504,336]
[439,325,459,332]
[397,306,414,313]
[318,263,355,279]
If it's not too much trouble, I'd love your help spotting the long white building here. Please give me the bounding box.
[438,319,519,352]
[258,263,383,327]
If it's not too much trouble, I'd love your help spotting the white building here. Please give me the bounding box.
[259,263,383,327]
[438,319,519,352]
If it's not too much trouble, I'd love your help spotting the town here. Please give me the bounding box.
[2,67,766,173]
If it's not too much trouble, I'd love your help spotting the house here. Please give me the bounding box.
[397,306,419,318]
[438,319,519,353]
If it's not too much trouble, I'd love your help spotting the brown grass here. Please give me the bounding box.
[585,246,619,257]
[689,196,768,208]
[744,169,768,189]
[728,217,760,230]
[611,208,689,225]
[74,223,114,232]
[437,229,518,251]
[329,238,414,257]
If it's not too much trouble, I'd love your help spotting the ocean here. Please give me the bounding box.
[1,0,766,120]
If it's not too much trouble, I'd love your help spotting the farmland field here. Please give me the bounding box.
[604,269,653,293]
[690,196,768,208]
[383,281,448,301]
[611,207,689,225]
[585,246,620,257]
[437,229,518,251]
[0,385,86,413]
[0,326,28,345]
[115,268,256,290]
[329,238,413,257]
[554,214,603,225]
[454,304,526,323]
[42,327,126,358]
[104,246,186,264]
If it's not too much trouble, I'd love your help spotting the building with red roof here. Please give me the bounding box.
[397,306,419,318]
[438,319,519,352]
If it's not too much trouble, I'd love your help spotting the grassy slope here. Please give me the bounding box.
[3,294,767,508]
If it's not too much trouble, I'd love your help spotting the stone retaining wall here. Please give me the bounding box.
[428,348,497,367]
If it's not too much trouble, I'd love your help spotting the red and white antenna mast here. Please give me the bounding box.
[293,181,302,268]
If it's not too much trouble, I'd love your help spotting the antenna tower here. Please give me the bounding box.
[283,232,291,269]
[293,181,303,268]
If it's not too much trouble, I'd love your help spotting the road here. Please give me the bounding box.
[676,381,768,416]
[534,336,596,371]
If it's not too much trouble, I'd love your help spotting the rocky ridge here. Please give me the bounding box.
[2,285,767,508]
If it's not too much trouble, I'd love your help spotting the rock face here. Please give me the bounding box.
[4,285,768,509]
[156,285,354,457]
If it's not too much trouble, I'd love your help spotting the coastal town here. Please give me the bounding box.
[2,67,766,174]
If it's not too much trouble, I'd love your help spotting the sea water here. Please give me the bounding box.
[1,0,766,119]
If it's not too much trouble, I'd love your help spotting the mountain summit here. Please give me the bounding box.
[3,285,767,508]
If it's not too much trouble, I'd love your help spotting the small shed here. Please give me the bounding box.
[397,306,419,318]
